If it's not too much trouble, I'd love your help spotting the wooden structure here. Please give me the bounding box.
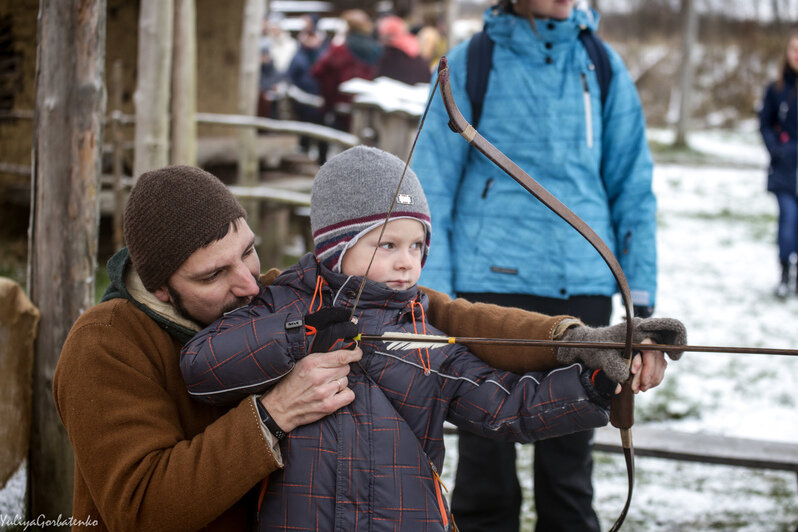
[28,0,106,518]
[341,76,429,160]
[594,425,798,480]
[443,423,798,491]
[0,278,38,488]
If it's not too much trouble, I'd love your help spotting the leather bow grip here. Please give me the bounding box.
[610,381,634,429]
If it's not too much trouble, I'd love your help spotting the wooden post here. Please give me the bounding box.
[28,0,106,518]
[172,0,197,166]
[238,0,264,188]
[110,60,125,251]
[238,0,266,249]
[134,0,174,177]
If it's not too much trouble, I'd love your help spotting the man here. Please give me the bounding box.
[54,165,672,531]
[411,1,658,530]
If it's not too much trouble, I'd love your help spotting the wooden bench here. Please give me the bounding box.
[442,423,798,488]
[593,425,798,481]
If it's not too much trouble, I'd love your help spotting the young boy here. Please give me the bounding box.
[180,146,681,530]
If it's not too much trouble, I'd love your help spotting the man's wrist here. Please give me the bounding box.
[256,395,288,440]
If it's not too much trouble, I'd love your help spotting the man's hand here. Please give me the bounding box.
[260,347,362,432]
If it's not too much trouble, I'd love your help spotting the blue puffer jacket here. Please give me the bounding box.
[181,253,610,531]
[412,7,656,307]
[759,69,798,196]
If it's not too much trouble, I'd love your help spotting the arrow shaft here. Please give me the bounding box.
[357,333,798,357]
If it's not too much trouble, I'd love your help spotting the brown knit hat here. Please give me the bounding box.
[124,165,247,292]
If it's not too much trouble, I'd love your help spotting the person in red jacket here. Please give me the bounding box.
[311,9,382,132]
[375,15,432,85]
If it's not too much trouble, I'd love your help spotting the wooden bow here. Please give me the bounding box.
[435,56,636,531]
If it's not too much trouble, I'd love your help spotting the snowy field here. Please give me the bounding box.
[2,128,797,530]
[441,127,798,531]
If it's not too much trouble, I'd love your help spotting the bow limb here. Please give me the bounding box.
[436,56,635,530]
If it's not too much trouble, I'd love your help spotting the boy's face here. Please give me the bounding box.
[341,218,425,291]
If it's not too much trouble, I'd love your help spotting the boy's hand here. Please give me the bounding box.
[304,307,358,353]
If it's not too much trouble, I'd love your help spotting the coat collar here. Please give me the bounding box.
[102,248,201,344]
[276,253,426,313]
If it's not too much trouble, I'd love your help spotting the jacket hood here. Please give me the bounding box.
[484,5,598,52]
[346,32,383,66]
[784,66,797,86]
[102,248,201,344]
[275,253,425,313]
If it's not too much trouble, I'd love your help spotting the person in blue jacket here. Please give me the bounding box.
[759,27,798,298]
[410,1,658,530]
[287,14,330,163]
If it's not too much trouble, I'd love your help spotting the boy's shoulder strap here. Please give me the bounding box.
[578,26,613,107]
[465,30,494,129]
[465,26,614,127]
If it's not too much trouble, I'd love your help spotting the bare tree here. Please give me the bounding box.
[771,0,781,25]
[674,0,697,147]
[28,0,106,518]
[134,0,174,177]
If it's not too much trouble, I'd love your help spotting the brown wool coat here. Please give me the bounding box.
[54,270,571,531]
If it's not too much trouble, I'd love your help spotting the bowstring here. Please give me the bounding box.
[348,77,440,320]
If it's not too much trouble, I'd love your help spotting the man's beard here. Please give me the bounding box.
[167,284,253,326]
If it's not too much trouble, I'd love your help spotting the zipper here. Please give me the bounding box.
[428,459,451,528]
[581,73,593,148]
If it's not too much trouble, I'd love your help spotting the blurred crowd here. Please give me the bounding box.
[257,9,446,164]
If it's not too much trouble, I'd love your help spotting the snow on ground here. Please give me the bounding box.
[2,128,796,530]
[440,127,798,530]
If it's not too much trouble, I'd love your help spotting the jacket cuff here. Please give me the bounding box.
[552,317,583,339]
[250,395,283,468]
[579,368,613,409]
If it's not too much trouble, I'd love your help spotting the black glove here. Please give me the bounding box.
[633,304,654,319]
[304,308,358,353]
[557,317,688,383]
[580,368,617,405]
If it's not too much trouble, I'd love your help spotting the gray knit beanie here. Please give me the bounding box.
[311,145,431,272]
[124,165,247,292]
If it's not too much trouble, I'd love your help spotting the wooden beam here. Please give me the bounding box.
[594,425,798,472]
[196,112,359,146]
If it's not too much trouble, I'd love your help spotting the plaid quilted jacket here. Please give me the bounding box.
[181,253,610,531]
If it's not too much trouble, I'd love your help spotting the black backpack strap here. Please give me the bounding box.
[578,27,613,106]
[467,27,612,126]
[465,30,494,129]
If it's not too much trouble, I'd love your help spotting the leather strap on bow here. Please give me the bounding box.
[436,56,635,531]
